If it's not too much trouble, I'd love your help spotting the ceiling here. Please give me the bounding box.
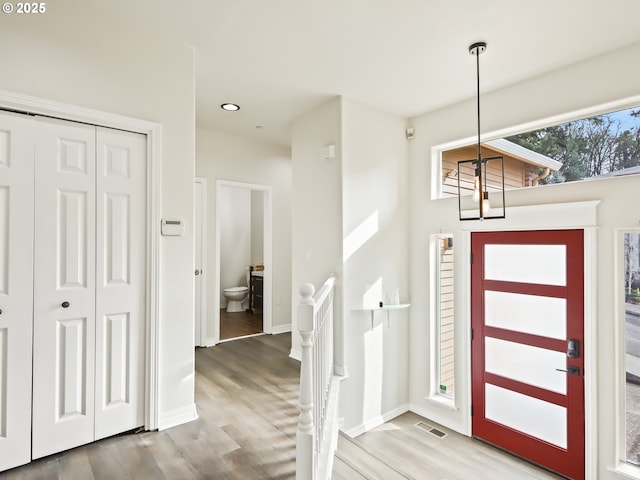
[61,0,640,146]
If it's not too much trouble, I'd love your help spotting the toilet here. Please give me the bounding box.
[222,268,250,312]
[222,286,249,312]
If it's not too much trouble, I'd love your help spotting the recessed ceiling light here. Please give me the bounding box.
[221,103,240,111]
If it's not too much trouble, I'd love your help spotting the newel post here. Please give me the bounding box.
[296,282,316,480]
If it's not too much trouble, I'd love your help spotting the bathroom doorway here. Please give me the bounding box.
[215,180,272,343]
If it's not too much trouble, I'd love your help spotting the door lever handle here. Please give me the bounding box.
[556,366,581,376]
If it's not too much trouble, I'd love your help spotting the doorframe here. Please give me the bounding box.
[214,179,273,344]
[459,200,599,479]
[0,90,162,431]
[194,177,207,347]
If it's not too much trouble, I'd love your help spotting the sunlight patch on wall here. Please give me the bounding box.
[343,211,378,262]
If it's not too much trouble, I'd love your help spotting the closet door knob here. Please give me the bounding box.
[61,301,70,308]
[0,309,2,315]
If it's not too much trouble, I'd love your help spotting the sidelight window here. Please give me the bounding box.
[624,231,640,466]
[434,234,455,399]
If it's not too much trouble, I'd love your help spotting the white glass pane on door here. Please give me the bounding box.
[485,337,567,394]
[485,244,566,286]
[485,383,567,448]
[485,290,566,340]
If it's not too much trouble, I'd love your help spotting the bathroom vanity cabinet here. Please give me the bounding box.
[248,270,263,315]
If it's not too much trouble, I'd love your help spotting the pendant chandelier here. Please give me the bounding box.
[457,42,505,221]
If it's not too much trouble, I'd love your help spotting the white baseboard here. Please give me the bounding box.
[158,403,199,431]
[271,323,292,334]
[204,337,217,347]
[290,347,301,362]
[344,403,410,438]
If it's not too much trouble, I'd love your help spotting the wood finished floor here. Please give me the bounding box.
[220,309,263,340]
[1,334,299,480]
[1,333,565,480]
[333,413,565,480]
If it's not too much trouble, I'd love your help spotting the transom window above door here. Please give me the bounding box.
[437,104,640,199]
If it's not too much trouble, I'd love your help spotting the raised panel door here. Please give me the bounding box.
[32,117,96,459]
[0,111,34,471]
[94,127,145,440]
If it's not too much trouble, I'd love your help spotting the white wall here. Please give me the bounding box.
[0,11,196,425]
[408,42,640,479]
[219,186,251,307]
[291,97,344,358]
[195,127,292,334]
[340,98,410,433]
[291,96,409,433]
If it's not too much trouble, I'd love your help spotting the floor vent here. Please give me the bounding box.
[414,421,447,439]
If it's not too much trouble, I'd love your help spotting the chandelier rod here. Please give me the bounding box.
[469,41,487,217]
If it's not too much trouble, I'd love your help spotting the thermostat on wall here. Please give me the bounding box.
[161,219,184,236]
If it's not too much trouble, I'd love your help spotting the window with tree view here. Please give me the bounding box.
[441,105,640,197]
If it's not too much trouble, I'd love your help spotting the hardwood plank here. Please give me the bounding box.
[220,309,263,340]
[58,450,96,480]
[1,456,65,480]
[332,456,369,480]
[134,430,200,479]
[335,434,407,480]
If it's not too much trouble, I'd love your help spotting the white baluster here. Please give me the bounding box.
[296,283,315,480]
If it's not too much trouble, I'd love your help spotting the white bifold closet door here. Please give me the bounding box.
[93,125,146,441]
[0,111,35,471]
[31,116,146,459]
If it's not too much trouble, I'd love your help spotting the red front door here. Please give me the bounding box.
[471,230,585,480]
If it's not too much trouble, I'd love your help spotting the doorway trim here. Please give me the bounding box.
[194,177,208,347]
[459,200,599,480]
[0,90,162,431]
[214,179,273,344]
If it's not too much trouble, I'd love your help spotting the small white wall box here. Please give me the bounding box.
[161,219,185,236]
[322,144,335,159]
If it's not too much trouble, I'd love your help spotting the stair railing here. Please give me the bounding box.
[296,274,339,480]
